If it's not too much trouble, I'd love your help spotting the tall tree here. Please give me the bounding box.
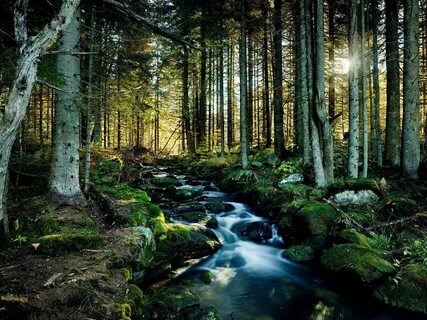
[348,0,360,178]
[263,2,271,148]
[240,0,249,169]
[384,0,401,167]
[0,0,80,231]
[371,0,382,166]
[314,0,334,183]
[402,0,420,179]
[273,0,286,159]
[198,3,208,148]
[361,0,368,177]
[48,10,85,204]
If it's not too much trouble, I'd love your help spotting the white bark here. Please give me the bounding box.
[0,0,80,223]
[48,10,85,205]
[348,0,360,178]
[361,0,368,178]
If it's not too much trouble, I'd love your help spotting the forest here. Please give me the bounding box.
[1,0,427,319]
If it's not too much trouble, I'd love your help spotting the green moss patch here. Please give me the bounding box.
[295,201,336,237]
[151,177,182,188]
[374,264,427,314]
[321,244,395,282]
[37,231,103,254]
[283,245,314,262]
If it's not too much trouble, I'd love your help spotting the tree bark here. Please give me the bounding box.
[361,0,368,178]
[273,0,286,159]
[263,2,271,148]
[402,0,420,179]
[49,10,86,205]
[0,0,81,223]
[240,0,249,169]
[314,0,334,183]
[198,4,207,148]
[348,0,360,178]
[385,0,401,167]
[372,0,382,167]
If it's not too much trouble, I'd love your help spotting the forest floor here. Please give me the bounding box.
[1,149,427,319]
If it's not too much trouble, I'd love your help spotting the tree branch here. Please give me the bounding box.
[99,0,200,50]
[14,0,29,49]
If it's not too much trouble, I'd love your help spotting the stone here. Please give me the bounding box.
[283,245,314,262]
[374,264,427,314]
[331,190,379,207]
[231,221,273,242]
[321,244,395,282]
[278,173,305,188]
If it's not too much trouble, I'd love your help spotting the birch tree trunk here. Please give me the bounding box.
[385,0,401,167]
[240,0,249,169]
[402,0,420,179]
[348,0,360,178]
[48,10,85,205]
[220,41,225,157]
[199,4,207,148]
[0,0,80,224]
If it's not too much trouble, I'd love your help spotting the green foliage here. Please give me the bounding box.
[92,159,123,185]
[151,177,182,188]
[98,184,151,203]
[404,236,427,266]
[114,302,132,320]
[37,231,103,254]
[205,199,225,212]
[278,158,303,175]
[296,201,336,236]
[338,229,372,248]
[368,232,394,251]
[38,211,60,235]
[283,245,314,262]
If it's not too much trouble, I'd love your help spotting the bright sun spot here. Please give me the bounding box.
[336,58,351,74]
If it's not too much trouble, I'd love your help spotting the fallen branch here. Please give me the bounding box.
[362,212,427,233]
[323,198,364,229]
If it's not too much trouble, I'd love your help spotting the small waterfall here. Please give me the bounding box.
[268,224,284,246]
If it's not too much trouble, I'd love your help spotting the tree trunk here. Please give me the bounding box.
[49,10,85,205]
[314,0,334,183]
[361,0,368,178]
[0,0,80,224]
[273,0,286,159]
[240,0,249,169]
[199,6,207,149]
[402,0,420,179]
[328,0,336,122]
[220,41,225,157]
[263,3,271,148]
[84,3,95,194]
[385,0,401,167]
[227,43,234,150]
[372,0,382,167]
[347,0,360,178]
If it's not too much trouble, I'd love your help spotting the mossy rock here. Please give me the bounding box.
[328,178,378,194]
[180,212,218,228]
[301,235,328,252]
[174,188,203,201]
[321,244,395,282]
[281,183,313,200]
[218,169,256,193]
[127,284,143,305]
[37,231,103,254]
[337,229,372,248]
[151,177,182,188]
[205,199,231,213]
[283,245,314,262]
[294,201,336,237]
[345,208,377,226]
[374,264,427,314]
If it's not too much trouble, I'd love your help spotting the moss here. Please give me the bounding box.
[38,231,103,254]
[328,178,378,194]
[374,264,427,314]
[187,307,223,320]
[145,202,162,218]
[151,177,182,188]
[345,207,377,226]
[122,268,132,282]
[205,199,225,213]
[174,188,203,200]
[283,245,314,262]
[218,169,256,193]
[337,229,372,248]
[321,244,395,282]
[296,201,336,236]
[38,212,60,235]
[281,183,313,200]
[114,302,132,320]
[84,217,96,228]
[309,188,327,200]
[128,284,143,303]
[98,184,151,203]
[147,286,200,313]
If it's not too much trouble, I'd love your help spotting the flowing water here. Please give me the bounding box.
[157,172,424,320]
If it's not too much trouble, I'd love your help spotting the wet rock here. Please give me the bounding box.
[293,201,336,238]
[186,307,223,320]
[151,177,182,188]
[232,221,273,242]
[205,199,234,213]
[321,244,395,282]
[336,229,372,248]
[178,211,219,228]
[173,203,207,214]
[216,252,246,268]
[278,173,304,188]
[331,190,379,207]
[187,179,202,186]
[174,188,204,201]
[130,226,156,269]
[204,185,217,192]
[283,245,314,262]
[374,264,427,314]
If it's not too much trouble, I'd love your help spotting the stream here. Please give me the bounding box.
[153,170,424,320]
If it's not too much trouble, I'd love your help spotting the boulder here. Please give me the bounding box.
[205,199,234,213]
[293,201,336,237]
[321,244,395,282]
[179,212,219,229]
[282,245,314,262]
[374,264,427,314]
[129,226,156,269]
[174,188,203,201]
[232,221,273,242]
[331,190,379,207]
[151,177,182,188]
[278,173,304,188]
[336,229,372,248]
